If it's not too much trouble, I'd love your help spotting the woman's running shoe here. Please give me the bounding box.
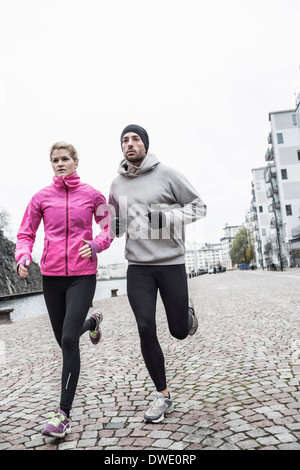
[144,392,174,423]
[42,409,71,438]
[89,310,103,345]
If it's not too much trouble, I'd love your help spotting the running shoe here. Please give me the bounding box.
[188,298,198,335]
[89,310,103,345]
[42,409,71,438]
[144,392,174,423]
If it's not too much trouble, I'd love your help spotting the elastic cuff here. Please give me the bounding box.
[87,241,100,257]
[16,256,31,275]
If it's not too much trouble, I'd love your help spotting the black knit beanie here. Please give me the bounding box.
[120,124,149,153]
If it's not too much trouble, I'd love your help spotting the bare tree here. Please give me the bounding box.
[0,208,10,235]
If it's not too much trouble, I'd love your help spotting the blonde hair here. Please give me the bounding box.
[50,142,79,162]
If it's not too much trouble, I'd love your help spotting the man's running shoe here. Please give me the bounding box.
[89,311,103,345]
[144,392,174,423]
[188,298,198,335]
[42,409,71,438]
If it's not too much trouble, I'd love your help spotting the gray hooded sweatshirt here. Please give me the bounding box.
[108,153,207,265]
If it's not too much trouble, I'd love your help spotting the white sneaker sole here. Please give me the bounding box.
[144,404,174,423]
[42,426,71,438]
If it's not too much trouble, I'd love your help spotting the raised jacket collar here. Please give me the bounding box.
[52,172,81,189]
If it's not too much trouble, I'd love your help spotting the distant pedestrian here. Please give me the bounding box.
[15,142,111,438]
[109,124,206,423]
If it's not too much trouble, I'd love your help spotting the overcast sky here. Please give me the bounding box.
[0,0,300,265]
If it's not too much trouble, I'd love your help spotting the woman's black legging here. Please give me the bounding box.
[43,274,96,416]
[127,264,193,392]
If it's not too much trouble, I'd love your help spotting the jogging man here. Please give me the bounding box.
[109,124,206,423]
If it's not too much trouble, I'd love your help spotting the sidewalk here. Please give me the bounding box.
[1,270,300,450]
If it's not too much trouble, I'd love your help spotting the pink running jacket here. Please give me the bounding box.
[15,173,112,276]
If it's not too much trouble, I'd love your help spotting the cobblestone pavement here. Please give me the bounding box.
[1,269,300,451]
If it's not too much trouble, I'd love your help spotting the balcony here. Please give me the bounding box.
[268,203,274,213]
[267,132,273,144]
[265,146,274,162]
[264,166,277,184]
[266,185,278,198]
[264,242,272,253]
[270,216,283,229]
[291,225,300,238]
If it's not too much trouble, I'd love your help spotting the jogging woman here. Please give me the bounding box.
[15,142,111,438]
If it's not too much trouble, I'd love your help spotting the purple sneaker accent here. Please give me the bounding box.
[89,311,103,345]
[42,409,71,438]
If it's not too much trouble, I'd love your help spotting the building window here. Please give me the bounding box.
[286,205,293,216]
[277,133,284,144]
[281,169,288,180]
[292,114,298,126]
[262,228,266,236]
[259,206,263,213]
[256,182,261,190]
[298,150,300,161]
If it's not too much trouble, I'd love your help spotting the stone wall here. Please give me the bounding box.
[0,231,42,296]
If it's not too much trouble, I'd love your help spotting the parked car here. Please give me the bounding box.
[238,264,250,270]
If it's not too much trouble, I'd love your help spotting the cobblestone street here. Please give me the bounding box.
[1,269,300,451]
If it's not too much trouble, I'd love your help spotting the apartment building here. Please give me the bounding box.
[220,224,243,270]
[266,106,300,266]
[250,168,273,268]
[251,100,300,268]
[97,263,127,279]
[185,241,223,273]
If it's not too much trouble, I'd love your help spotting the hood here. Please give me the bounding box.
[117,153,160,177]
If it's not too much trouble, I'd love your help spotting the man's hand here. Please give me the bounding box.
[111,217,127,236]
[147,211,166,230]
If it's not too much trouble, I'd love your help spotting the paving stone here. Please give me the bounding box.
[58,441,78,450]
[1,270,300,450]
[98,437,119,447]
[77,438,97,447]
[105,422,125,429]
[201,437,224,448]
[148,430,171,439]
[257,436,280,446]
[151,438,174,448]
[275,433,298,444]
[237,439,260,450]
[278,443,300,450]
[168,441,189,450]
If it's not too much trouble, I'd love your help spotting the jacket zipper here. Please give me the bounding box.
[64,180,69,276]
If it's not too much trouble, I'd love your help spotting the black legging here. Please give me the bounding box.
[43,274,96,416]
[127,264,193,392]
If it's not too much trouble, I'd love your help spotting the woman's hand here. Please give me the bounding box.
[18,259,31,278]
[79,238,92,258]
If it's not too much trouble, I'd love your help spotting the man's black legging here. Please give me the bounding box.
[43,275,96,416]
[127,264,193,392]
